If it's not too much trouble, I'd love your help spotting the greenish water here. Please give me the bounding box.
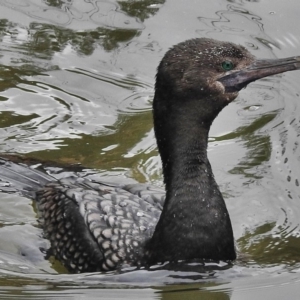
[1,0,300,299]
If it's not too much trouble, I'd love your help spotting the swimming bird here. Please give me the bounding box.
[0,38,300,273]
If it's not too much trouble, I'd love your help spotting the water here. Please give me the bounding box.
[1,0,300,298]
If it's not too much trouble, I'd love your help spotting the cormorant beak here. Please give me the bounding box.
[218,56,300,93]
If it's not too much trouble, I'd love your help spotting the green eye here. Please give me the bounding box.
[221,61,234,71]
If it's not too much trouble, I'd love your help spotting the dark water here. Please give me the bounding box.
[1,0,300,299]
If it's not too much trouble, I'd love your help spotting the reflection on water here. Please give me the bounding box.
[0,0,145,29]
[197,4,281,58]
[239,221,300,267]
[198,5,264,34]
[1,0,300,298]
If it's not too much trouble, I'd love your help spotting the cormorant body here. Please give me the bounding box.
[1,38,300,273]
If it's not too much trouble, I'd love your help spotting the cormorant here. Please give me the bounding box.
[0,38,299,273]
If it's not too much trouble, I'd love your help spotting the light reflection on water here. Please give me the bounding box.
[0,67,153,152]
[1,0,300,299]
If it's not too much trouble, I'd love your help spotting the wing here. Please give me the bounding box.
[36,177,164,273]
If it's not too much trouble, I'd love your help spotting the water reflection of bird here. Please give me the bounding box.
[1,38,300,273]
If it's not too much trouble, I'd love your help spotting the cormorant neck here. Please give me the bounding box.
[161,114,211,194]
[146,93,236,263]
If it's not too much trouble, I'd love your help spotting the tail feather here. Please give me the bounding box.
[0,158,54,198]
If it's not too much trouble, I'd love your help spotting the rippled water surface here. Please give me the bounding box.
[1,0,300,299]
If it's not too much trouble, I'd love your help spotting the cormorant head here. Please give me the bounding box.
[154,38,300,122]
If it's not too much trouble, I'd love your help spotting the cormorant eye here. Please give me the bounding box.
[221,61,234,71]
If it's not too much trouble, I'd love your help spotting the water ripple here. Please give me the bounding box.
[0,66,152,152]
[0,0,144,30]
